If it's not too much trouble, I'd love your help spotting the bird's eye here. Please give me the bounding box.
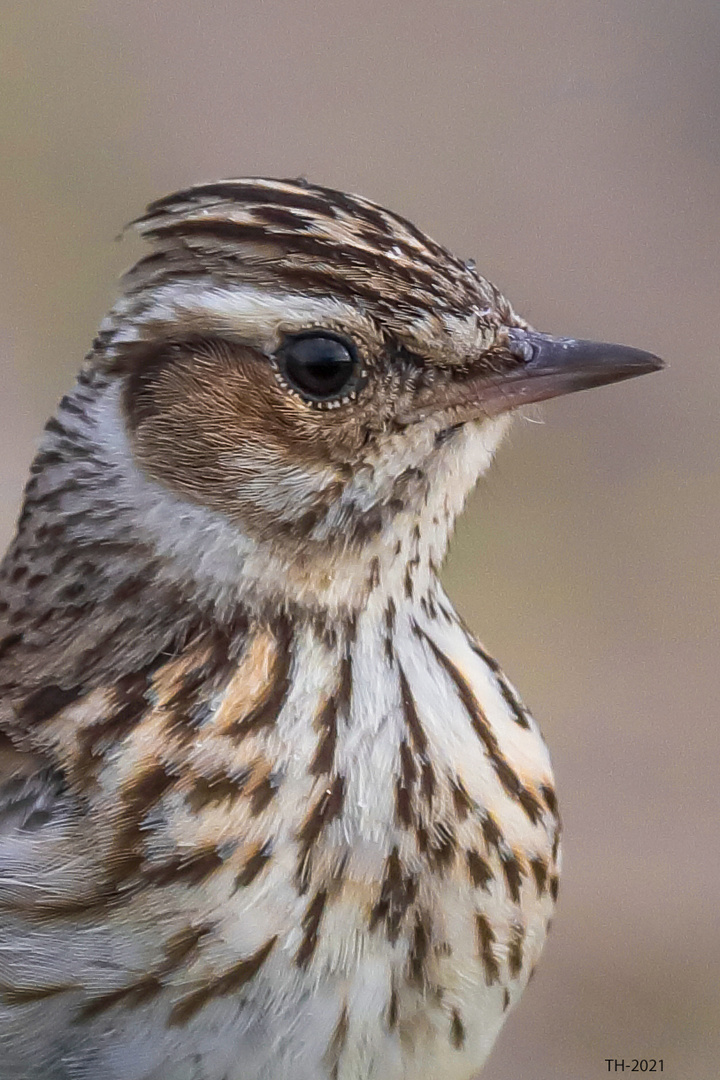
[276,333,359,403]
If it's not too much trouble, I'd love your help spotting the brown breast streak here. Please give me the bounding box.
[168,935,279,1027]
[3,619,291,916]
[413,624,544,825]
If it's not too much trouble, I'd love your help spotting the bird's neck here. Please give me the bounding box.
[0,548,558,961]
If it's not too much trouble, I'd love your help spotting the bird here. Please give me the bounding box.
[0,177,662,1080]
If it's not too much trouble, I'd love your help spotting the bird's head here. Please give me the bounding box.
[58,178,661,615]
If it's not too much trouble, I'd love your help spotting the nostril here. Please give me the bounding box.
[506,331,536,364]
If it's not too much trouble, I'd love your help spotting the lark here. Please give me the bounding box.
[0,178,661,1079]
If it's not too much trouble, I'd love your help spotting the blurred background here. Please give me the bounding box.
[1,1,718,1076]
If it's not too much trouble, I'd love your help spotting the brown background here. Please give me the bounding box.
[1,2,718,1076]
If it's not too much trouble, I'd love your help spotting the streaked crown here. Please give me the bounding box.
[94,177,519,369]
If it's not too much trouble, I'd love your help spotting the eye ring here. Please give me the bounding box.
[274,331,364,406]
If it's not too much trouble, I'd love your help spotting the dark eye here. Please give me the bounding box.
[276,333,359,402]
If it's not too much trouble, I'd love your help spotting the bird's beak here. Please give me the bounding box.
[402,328,664,424]
[482,328,665,413]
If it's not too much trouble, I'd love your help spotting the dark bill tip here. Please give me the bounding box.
[502,329,664,406]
